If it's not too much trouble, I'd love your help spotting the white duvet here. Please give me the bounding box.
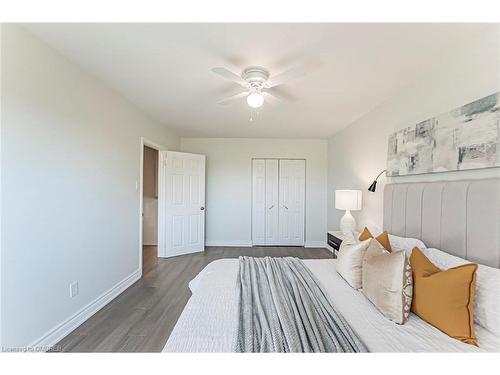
[163,259,500,353]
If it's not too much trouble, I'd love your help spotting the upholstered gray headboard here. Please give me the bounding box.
[383,178,500,268]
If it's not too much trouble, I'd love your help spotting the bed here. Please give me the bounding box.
[163,178,500,352]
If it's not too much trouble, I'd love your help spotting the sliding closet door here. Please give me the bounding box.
[265,159,279,245]
[252,160,266,245]
[278,159,305,246]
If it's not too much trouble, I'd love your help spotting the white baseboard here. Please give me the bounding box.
[205,241,253,247]
[304,241,328,248]
[29,269,141,351]
[205,241,328,249]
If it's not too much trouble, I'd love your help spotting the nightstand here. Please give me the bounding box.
[327,231,360,258]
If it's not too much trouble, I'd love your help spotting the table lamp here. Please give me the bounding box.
[335,190,362,234]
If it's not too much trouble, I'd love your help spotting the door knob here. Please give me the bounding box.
[200,206,205,210]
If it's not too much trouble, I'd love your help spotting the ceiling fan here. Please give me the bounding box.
[211,65,307,108]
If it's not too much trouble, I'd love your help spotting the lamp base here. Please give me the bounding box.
[340,210,356,235]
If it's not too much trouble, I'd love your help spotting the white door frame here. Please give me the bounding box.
[139,137,168,276]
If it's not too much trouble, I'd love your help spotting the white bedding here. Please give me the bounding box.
[163,259,500,352]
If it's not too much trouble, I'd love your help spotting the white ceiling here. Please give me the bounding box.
[25,23,497,138]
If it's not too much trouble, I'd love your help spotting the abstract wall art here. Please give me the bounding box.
[387,92,499,176]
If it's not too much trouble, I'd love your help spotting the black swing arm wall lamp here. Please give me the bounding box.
[368,169,387,192]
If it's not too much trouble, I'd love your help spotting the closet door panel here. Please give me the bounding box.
[265,159,279,245]
[278,160,305,245]
[251,160,266,245]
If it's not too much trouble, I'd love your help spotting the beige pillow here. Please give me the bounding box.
[336,239,371,289]
[362,239,413,324]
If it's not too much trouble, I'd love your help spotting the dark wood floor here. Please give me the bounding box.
[53,246,332,352]
[142,245,158,275]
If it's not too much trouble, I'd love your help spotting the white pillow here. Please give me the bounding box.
[422,247,500,336]
[336,239,371,289]
[388,234,426,254]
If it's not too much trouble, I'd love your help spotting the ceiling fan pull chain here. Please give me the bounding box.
[249,107,261,122]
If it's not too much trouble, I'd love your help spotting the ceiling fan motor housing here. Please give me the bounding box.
[242,67,269,91]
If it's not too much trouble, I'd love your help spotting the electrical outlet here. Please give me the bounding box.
[70,281,79,298]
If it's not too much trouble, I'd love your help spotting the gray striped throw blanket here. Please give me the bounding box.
[235,256,367,353]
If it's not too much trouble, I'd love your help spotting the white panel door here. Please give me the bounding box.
[265,159,279,245]
[162,151,205,257]
[251,159,266,245]
[278,159,305,246]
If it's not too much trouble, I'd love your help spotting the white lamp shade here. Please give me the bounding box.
[335,190,362,211]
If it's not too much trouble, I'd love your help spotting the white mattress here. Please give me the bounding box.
[163,259,500,352]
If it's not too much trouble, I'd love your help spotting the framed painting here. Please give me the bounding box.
[387,92,499,176]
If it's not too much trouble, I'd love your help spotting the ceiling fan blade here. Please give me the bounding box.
[211,67,247,87]
[263,87,296,102]
[217,91,249,105]
[266,66,307,88]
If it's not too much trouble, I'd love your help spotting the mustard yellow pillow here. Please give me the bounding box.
[358,227,372,241]
[410,247,478,345]
[357,227,392,252]
[375,231,392,253]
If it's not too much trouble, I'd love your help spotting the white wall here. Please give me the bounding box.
[181,138,328,247]
[0,25,180,348]
[328,31,500,233]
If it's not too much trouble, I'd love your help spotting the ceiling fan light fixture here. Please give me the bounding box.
[246,92,264,108]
